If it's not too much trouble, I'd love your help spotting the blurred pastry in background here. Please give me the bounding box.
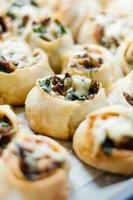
[0,37,53,106]
[0,133,70,200]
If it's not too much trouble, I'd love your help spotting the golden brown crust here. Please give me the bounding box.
[0,133,69,200]
[108,71,133,107]
[62,44,122,92]
[0,38,53,106]
[25,17,73,73]
[25,75,108,139]
[73,105,133,175]
[116,36,133,75]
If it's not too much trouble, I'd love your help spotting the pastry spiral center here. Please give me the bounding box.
[39,74,100,101]
[33,17,66,42]
[0,39,40,73]
[12,137,65,181]
[92,114,133,154]
[92,13,133,52]
[70,50,103,72]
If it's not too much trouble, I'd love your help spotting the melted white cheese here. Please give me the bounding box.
[93,115,133,144]
[0,38,36,68]
[72,76,92,96]
[93,13,133,47]
[16,137,65,169]
[9,1,50,20]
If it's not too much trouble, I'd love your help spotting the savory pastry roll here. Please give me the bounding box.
[0,105,18,155]
[5,0,51,20]
[73,105,133,175]
[25,74,108,139]
[116,36,133,75]
[25,17,73,73]
[62,44,122,91]
[108,71,133,108]
[4,0,51,37]
[0,133,69,200]
[52,0,100,39]
[78,12,133,54]
[0,37,53,106]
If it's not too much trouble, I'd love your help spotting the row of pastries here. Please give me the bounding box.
[0,0,133,199]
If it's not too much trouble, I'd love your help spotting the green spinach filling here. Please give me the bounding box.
[39,74,100,101]
[33,17,66,41]
[0,116,13,150]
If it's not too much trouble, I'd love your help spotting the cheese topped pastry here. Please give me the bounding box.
[26,74,108,139]
[25,16,73,73]
[32,17,67,42]
[115,36,133,75]
[62,44,122,91]
[0,37,53,105]
[0,133,69,200]
[78,12,133,54]
[6,0,50,20]
[38,74,99,101]
[3,0,51,37]
[108,71,133,108]
[52,0,101,39]
[73,105,133,175]
[0,38,37,71]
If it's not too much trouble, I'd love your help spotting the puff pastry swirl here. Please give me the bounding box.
[73,105,133,175]
[25,17,73,73]
[26,74,108,139]
[62,44,122,91]
[0,133,69,200]
[0,37,53,105]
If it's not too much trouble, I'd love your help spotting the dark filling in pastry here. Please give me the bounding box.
[16,143,63,181]
[94,24,104,44]
[94,24,119,50]
[39,73,100,101]
[123,92,133,106]
[19,15,30,29]
[0,58,16,73]
[0,16,8,33]
[102,136,133,155]
[33,17,66,41]
[0,116,13,152]
[71,52,103,72]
